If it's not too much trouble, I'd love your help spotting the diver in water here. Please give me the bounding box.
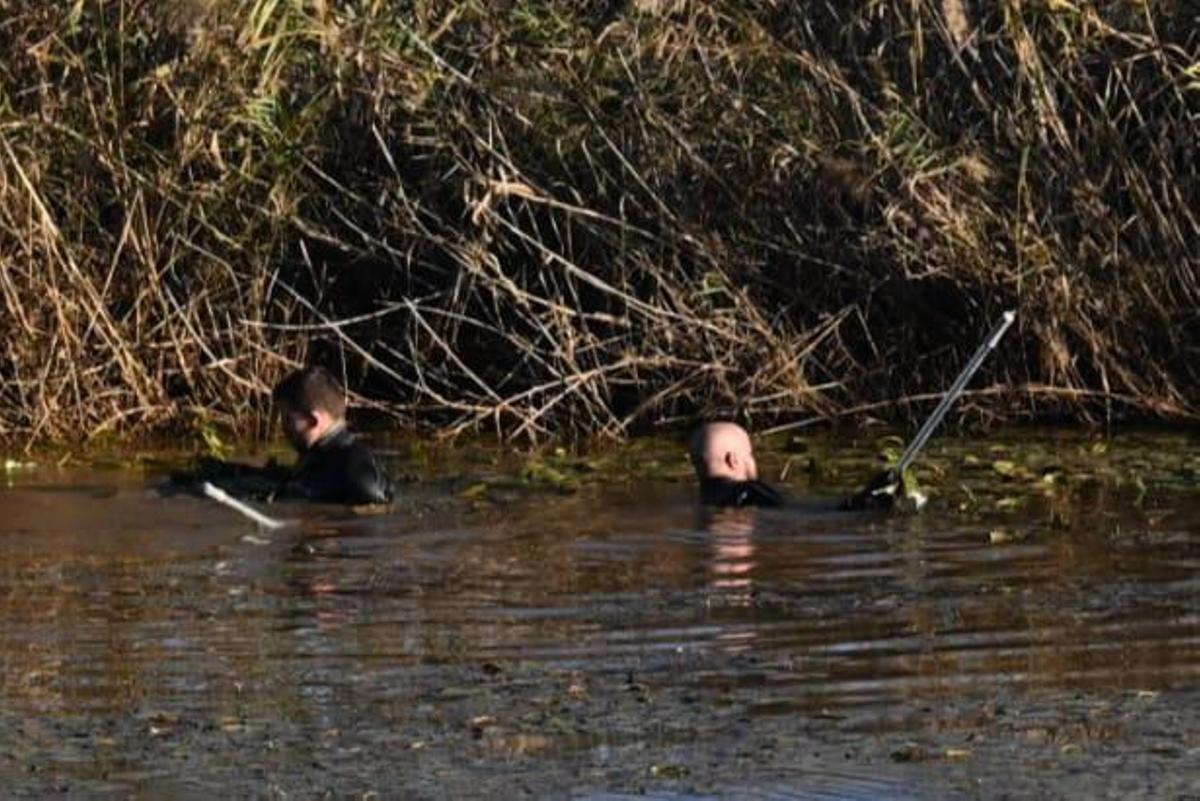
[180,366,394,506]
[270,366,394,505]
[689,422,787,508]
[688,315,1018,511]
[688,421,896,511]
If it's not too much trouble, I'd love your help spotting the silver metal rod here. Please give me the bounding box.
[896,310,1016,473]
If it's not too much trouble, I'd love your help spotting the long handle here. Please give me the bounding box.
[202,482,287,530]
[895,310,1016,473]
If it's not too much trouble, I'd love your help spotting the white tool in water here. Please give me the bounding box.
[202,482,287,530]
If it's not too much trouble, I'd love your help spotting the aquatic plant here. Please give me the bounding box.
[0,1,1195,443]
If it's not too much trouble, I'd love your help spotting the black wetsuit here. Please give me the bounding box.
[699,469,899,512]
[698,478,786,508]
[281,426,394,505]
[177,426,394,506]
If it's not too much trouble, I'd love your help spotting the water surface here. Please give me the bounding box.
[0,434,1196,798]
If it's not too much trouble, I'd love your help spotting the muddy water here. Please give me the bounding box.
[0,436,1197,799]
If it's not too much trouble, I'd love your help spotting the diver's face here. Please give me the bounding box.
[280,406,319,452]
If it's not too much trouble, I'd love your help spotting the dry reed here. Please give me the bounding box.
[0,1,1196,445]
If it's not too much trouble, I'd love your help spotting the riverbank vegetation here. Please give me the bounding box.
[0,1,1196,444]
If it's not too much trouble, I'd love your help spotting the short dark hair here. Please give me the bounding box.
[272,366,346,419]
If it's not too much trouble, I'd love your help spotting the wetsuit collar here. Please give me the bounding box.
[699,477,785,508]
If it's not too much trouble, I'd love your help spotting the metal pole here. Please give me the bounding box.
[896,310,1016,473]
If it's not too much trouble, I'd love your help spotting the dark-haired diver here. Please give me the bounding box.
[175,366,394,507]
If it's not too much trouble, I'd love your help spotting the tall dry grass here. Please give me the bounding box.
[0,1,1196,444]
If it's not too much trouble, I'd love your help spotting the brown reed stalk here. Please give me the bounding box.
[0,1,1195,446]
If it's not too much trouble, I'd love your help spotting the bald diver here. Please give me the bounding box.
[690,312,1017,510]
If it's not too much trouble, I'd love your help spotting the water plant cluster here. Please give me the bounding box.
[0,1,1195,443]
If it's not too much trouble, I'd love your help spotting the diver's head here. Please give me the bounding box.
[272,366,347,452]
[689,422,759,482]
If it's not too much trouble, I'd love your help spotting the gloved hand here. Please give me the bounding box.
[843,467,901,511]
[167,456,291,499]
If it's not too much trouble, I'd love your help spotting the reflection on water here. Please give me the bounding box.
[0,450,1196,797]
[703,507,758,594]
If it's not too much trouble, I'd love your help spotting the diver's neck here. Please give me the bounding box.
[306,420,348,452]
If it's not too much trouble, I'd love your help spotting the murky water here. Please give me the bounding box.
[0,435,1197,799]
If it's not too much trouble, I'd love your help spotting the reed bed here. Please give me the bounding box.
[0,1,1196,444]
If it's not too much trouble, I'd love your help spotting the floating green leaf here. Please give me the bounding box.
[992,460,1018,477]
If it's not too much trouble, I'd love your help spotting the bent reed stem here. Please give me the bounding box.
[0,2,1195,445]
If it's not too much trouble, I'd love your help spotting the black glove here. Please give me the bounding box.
[168,457,291,499]
[843,467,900,511]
